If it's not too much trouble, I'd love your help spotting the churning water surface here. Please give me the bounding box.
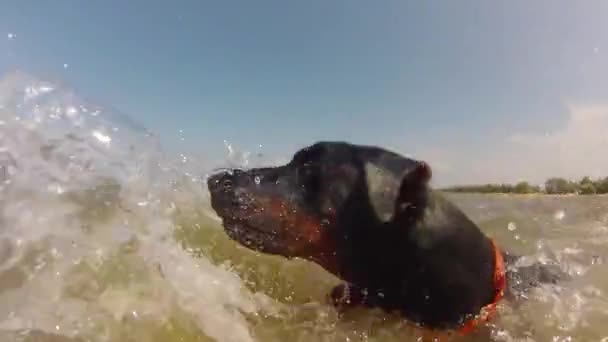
[0,71,606,342]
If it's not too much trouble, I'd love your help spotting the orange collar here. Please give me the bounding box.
[459,238,506,335]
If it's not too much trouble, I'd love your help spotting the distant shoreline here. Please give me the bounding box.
[440,177,608,196]
[439,191,608,197]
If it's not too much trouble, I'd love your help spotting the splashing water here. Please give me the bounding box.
[0,71,277,342]
[0,71,607,341]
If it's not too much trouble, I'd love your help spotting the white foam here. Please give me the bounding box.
[0,71,278,341]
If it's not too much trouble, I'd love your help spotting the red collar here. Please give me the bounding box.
[459,238,506,335]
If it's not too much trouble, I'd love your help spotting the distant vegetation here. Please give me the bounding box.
[442,176,608,195]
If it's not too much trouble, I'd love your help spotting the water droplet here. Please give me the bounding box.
[63,63,69,69]
[91,130,111,145]
[7,33,15,40]
[507,222,517,231]
[47,183,65,194]
[65,106,78,117]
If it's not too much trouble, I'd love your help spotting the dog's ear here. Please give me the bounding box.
[394,161,432,218]
[365,160,431,223]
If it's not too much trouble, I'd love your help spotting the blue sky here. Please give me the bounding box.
[1,1,607,185]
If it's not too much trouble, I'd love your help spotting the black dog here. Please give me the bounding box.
[207,141,566,336]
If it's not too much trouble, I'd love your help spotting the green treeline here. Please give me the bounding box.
[442,177,608,195]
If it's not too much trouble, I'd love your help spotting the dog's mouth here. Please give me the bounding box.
[221,217,285,254]
[207,169,310,257]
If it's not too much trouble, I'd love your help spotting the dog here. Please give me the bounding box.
[206,141,566,336]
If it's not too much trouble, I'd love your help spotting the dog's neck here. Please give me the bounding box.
[330,193,497,305]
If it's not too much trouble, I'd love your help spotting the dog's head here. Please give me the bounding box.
[207,141,432,275]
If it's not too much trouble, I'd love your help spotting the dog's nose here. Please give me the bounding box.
[207,171,234,193]
[207,169,249,192]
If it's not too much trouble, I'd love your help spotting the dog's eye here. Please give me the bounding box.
[307,172,321,193]
[298,164,320,192]
[301,163,316,177]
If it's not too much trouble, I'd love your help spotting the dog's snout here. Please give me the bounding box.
[207,171,233,193]
[207,169,252,193]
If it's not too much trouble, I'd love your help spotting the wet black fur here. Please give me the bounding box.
[207,141,567,330]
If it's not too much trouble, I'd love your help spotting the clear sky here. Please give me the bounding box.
[1,1,607,186]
